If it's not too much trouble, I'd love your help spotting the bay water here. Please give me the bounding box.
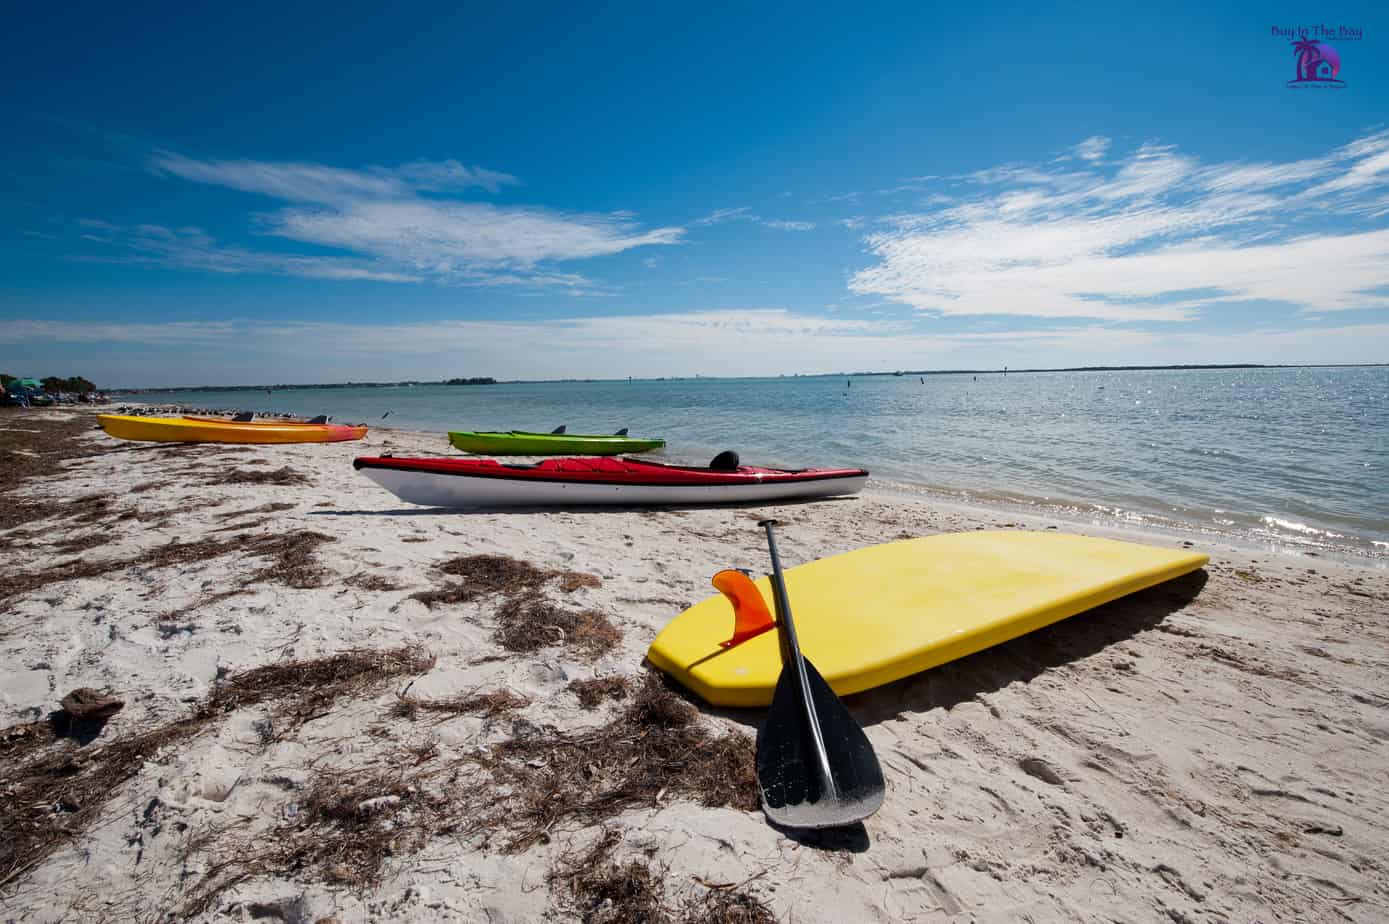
[127,366,1389,559]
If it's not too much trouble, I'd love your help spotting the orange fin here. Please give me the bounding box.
[712,569,775,648]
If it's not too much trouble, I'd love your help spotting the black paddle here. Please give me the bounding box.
[551,425,567,434]
[755,519,884,829]
[614,427,629,436]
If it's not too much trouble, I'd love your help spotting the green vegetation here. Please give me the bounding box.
[444,376,497,385]
[41,376,97,394]
[3,374,98,394]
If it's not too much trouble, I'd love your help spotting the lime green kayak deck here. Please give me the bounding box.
[448,430,666,455]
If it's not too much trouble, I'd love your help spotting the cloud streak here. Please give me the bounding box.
[694,207,816,232]
[72,221,425,284]
[117,152,683,288]
[152,152,522,199]
[850,130,1389,321]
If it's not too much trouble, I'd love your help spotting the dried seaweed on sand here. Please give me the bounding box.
[473,674,756,852]
[552,828,776,924]
[494,593,621,660]
[411,553,602,607]
[393,687,530,720]
[343,571,402,592]
[569,676,633,709]
[176,673,756,916]
[213,466,309,486]
[0,646,433,892]
[0,529,335,603]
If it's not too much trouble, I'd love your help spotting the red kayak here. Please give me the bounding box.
[353,453,868,507]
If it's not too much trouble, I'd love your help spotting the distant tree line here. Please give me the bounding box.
[2,373,99,393]
[444,377,497,385]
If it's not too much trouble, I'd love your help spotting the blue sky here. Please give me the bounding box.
[2,1,1387,386]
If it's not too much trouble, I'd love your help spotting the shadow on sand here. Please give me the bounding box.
[45,710,118,747]
[662,569,1208,852]
[308,496,862,517]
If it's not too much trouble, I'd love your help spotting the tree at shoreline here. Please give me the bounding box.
[40,375,98,394]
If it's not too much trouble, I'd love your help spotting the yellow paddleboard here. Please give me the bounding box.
[646,531,1208,707]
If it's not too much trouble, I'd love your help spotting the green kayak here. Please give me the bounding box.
[448,429,666,455]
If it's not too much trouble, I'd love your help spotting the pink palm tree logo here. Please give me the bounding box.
[1288,39,1344,87]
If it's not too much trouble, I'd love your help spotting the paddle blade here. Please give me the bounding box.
[232,412,253,422]
[551,425,567,434]
[615,427,629,436]
[756,655,884,829]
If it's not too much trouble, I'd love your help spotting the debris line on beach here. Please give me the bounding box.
[494,593,621,659]
[411,553,603,607]
[393,687,530,720]
[0,646,433,892]
[553,828,776,923]
[406,553,620,659]
[470,673,756,852]
[569,676,633,708]
[0,529,335,604]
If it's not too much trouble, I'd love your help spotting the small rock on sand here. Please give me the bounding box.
[60,688,125,721]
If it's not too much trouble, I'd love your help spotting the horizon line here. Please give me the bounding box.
[106,361,1389,393]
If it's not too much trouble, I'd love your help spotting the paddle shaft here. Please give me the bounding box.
[759,519,839,803]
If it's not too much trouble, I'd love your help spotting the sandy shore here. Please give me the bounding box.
[2,408,1387,922]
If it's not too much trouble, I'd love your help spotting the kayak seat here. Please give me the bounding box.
[710,450,741,471]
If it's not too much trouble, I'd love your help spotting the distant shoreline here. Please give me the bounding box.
[108,362,1388,394]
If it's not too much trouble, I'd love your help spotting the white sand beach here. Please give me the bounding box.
[2,409,1387,922]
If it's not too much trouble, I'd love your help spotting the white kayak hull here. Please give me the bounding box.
[359,467,868,508]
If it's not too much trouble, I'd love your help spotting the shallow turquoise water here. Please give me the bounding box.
[126,366,1389,557]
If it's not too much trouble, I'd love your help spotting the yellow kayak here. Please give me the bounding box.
[647,531,1208,707]
[98,415,367,444]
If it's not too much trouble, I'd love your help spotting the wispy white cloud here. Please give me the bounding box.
[267,201,682,269]
[693,207,755,226]
[851,130,1389,320]
[73,221,424,284]
[1303,132,1389,196]
[1,319,241,344]
[1073,136,1110,162]
[693,207,815,232]
[117,152,680,288]
[151,152,519,201]
[394,159,520,194]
